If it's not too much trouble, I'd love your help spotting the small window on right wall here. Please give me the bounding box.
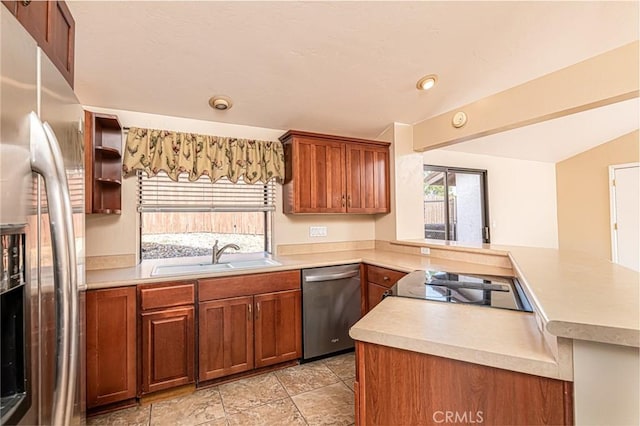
[423,165,490,244]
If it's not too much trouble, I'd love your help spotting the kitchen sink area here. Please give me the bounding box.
[151,257,282,277]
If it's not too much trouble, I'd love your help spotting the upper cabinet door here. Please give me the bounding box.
[46,0,74,86]
[291,137,346,213]
[346,144,390,214]
[14,0,49,46]
[7,0,75,87]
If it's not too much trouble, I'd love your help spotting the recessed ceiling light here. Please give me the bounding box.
[416,74,438,91]
[209,95,233,111]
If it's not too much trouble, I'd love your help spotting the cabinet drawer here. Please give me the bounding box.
[366,265,406,288]
[199,270,300,302]
[139,282,195,311]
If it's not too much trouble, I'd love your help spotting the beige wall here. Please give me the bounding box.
[374,123,425,242]
[413,42,639,151]
[85,107,376,260]
[556,130,639,260]
[373,125,396,241]
[423,150,559,248]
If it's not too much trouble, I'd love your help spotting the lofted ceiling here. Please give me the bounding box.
[69,1,638,143]
[442,97,640,163]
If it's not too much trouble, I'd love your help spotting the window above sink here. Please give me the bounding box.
[138,172,275,261]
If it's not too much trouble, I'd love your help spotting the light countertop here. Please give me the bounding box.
[85,248,513,289]
[392,239,640,348]
[87,241,639,379]
[349,296,568,380]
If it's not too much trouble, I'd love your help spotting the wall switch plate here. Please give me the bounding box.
[309,226,327,237]
[420,247,431,255]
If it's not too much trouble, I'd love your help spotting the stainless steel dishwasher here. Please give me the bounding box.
[302,264,361,360]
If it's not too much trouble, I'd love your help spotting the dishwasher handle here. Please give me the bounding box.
[304,270,359,283]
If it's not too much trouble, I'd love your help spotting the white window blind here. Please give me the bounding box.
[137,172,276,213]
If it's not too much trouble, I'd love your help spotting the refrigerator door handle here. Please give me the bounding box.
[43,121,79,424]
[29,112,76,426]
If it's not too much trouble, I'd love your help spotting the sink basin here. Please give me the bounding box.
[151,258,281,277]
[227,259,281,269]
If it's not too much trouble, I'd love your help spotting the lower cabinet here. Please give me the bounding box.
[363,264,407,313]
[198,270,302,384]
[138,281,196,395]
[254,290,302,368]
[199,296,254,381]
[140,306,195,394]
[86,287,137,410]
[355,342,573,425]
[87,271,303,406]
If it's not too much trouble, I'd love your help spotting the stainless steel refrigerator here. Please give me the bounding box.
[1,6,85,425]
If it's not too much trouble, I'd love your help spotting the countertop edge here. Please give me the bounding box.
[86,246,640,348]
[349,325,567,381]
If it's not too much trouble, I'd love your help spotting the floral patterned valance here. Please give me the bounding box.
[122,127,285,184]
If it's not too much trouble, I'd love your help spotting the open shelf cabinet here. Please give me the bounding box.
[84,111,123,214]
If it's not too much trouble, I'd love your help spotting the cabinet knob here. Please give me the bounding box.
[347,195,352,208]
[22,0,31,5]
[247,303,252,321]
[383,276,390,281]
[341,194,346,207]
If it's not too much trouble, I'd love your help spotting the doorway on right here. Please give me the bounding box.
[423,165,490,244]
[609,162,639,271]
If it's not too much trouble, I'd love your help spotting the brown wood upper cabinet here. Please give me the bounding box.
[84,111,123,214]
[138,281,196,395]
[198,271,302,383]
[86,287,137,410]
[3,0,75,86]
[281,130,390,214]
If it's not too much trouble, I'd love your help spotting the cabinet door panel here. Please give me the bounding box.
[374,150,389,212]
[346,144,390,213]
[2,1,18,14]
[346,145,362,210]
[48,0,74,85]
[367,282,388,313]
[199,296,253,382]
[254,290,302,367]
[295,138,345,213]
[141,307,195,394]
[86,287,137,408]
[15,0,50,47]
[357,342,572,425]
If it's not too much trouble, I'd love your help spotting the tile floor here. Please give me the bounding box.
[88,352,355,426]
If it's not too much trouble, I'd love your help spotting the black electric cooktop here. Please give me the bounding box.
[384,270,533,312]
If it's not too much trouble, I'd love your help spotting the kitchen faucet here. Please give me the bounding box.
[211,240,240,264]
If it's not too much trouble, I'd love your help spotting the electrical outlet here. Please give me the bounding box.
[309,226,327,237]
[420,247,430,255]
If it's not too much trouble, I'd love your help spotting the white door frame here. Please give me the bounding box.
[608,162,640,263]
